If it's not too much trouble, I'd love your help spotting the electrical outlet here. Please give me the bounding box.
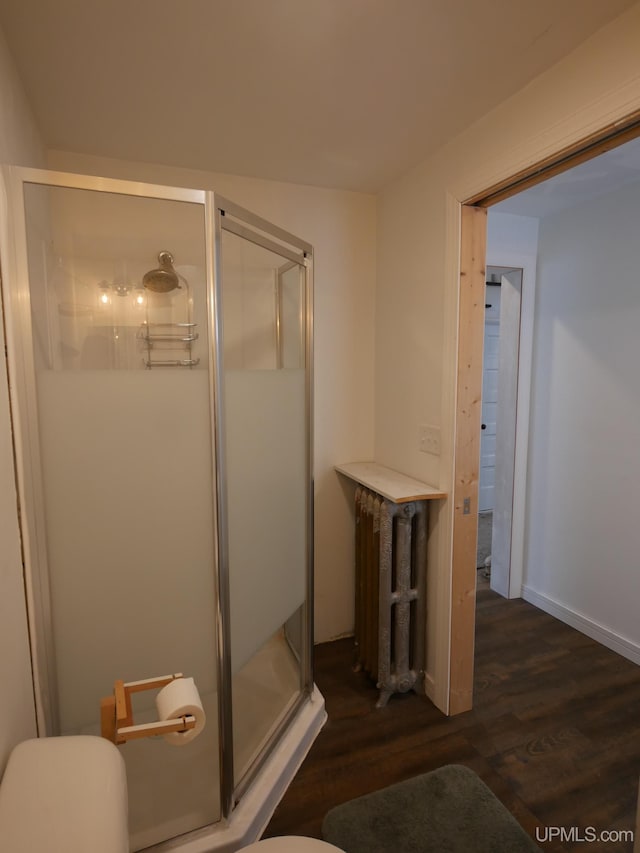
[418,424,441,456]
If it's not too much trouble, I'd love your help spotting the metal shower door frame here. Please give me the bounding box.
[1,167,209,741]
[0,167,315,826]
[210,193,314,812]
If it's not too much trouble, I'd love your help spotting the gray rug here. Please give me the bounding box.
[321,764,541,853]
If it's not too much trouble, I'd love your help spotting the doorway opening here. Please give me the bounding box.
[450,114,640,714]
[477,265,523,600]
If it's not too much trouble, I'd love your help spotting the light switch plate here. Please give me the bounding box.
[418,424,440,455]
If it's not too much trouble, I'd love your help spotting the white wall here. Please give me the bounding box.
[522,180,640,661]
[376,4,640,711]
[487,212,540,264]
[0,24,45,771]
[46,149,377,646]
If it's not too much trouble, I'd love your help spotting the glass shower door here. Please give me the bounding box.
[217,209,312,791]
[6,171,316,848]
[18,178,220,850]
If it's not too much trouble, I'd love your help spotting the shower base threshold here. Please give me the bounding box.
[144,685,326,852]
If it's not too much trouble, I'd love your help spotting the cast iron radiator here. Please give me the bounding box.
[354,485,427,708]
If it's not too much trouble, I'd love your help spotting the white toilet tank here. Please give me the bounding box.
[0,735,128,852]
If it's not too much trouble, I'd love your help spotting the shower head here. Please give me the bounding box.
[142,251,180,293]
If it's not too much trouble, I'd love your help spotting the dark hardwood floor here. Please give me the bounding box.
[265,576,640,851]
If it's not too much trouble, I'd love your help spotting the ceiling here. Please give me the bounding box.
[0,0,635,193]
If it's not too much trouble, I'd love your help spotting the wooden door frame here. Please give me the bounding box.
[449,111,640,715]
[449,204,487,715]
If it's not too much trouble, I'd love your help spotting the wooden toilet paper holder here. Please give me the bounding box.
[100,673,197,745]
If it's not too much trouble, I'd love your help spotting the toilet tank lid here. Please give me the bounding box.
[0,735,128,853]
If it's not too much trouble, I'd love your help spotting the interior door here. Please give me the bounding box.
[479,283,501,512]
[491,269,523,598]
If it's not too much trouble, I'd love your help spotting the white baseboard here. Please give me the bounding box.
[521,585,640,666]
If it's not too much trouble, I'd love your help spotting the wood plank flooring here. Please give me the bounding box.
[264,578,640,851]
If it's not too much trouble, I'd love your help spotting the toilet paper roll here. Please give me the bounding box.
[155,677,206,746]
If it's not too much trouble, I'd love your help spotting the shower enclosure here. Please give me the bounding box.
[1,168,323,851]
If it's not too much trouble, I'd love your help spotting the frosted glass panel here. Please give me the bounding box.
[226,369,306,670]
[37,371,217,729]
[23,183,219,849]
[221,228,307,787]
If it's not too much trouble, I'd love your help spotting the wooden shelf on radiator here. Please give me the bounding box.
[335,461,446,503]
[335,462,446,709]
